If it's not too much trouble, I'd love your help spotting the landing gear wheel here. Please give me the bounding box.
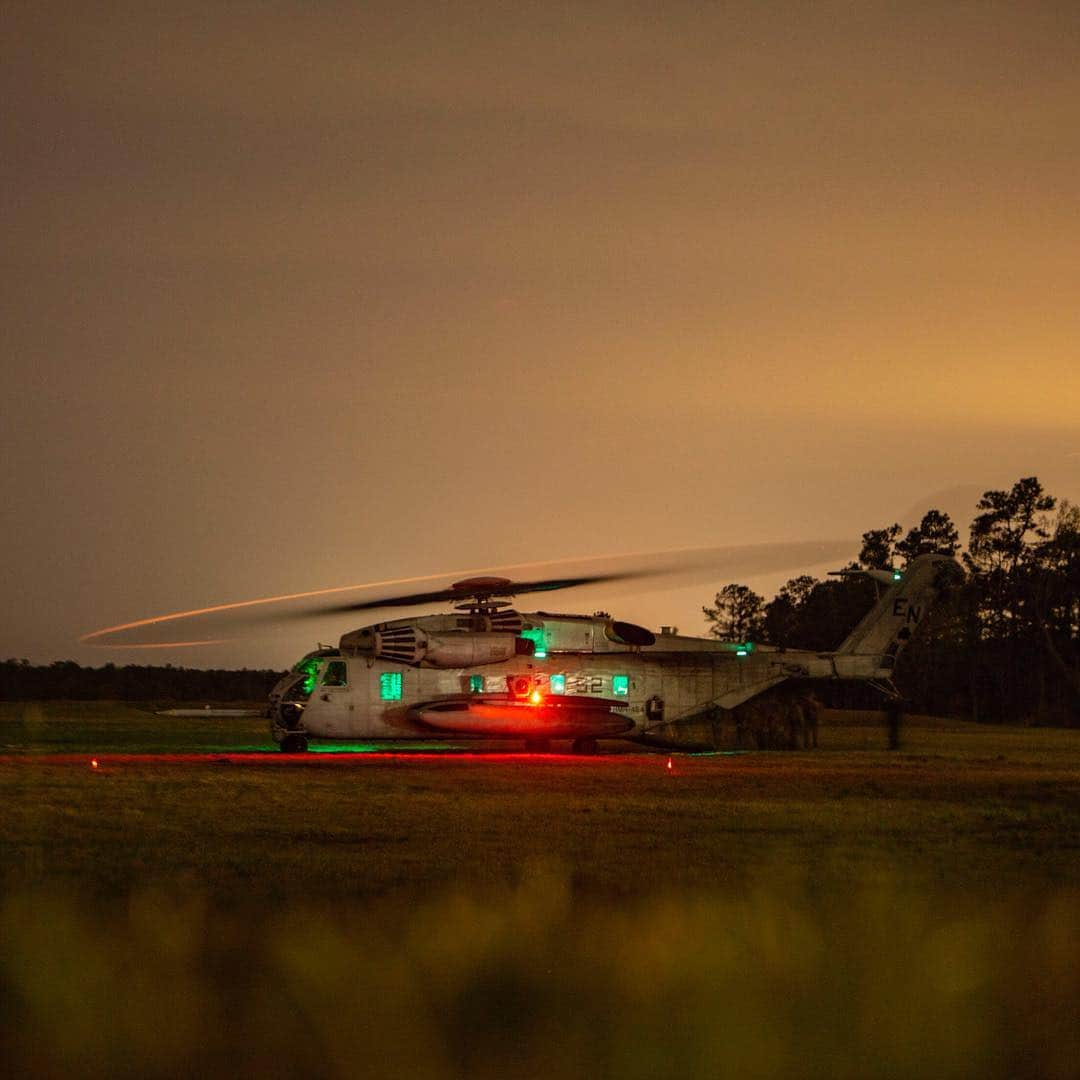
[571,737,598,755]
[280,734,309,753]
[523,738,551,754]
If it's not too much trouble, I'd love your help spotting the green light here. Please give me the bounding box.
[469,674,484,693]
[720,641,756,657]
[380,671,403,701]
[892,570,903,581]
[550,674,566,694]
[612,674,629,696]
[520,627,547,659]
[295,658,320,695]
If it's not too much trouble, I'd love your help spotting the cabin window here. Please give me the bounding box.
[380,671,403,701]
[549,674,566,694]
[322,661,348,687]
[612,674,630,696]
[520,627,547,659]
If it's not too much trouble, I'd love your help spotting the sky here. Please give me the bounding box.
[4,1,1079,668]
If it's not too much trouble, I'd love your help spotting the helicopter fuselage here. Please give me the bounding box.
[267,553,959,751]
[269,612,851,748]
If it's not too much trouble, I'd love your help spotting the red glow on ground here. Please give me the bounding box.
[1,751,634,768]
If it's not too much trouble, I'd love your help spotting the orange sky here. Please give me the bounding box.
[3,2,1079,666]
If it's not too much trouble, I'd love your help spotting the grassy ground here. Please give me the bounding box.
[3,703,1080,1077]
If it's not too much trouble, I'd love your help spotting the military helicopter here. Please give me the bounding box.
[267,552,961,753]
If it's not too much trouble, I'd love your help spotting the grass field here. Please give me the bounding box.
[3,703,1080,1078]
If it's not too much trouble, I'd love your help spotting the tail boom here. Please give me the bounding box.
[832,552,960,676]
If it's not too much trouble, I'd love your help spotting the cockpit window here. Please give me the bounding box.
[322,660,347,687]
[293,648,339,672]
[295,658,321,695]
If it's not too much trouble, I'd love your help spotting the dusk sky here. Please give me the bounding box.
[4,2,1079,668]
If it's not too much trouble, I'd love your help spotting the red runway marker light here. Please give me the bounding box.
[91,758,99,769]
[529,689,544,705]
[666,757,673,772]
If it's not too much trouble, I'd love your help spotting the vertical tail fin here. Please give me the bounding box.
[835,553,961,663]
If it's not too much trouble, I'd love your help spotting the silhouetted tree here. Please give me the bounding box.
[962,477,1057,720]
[763,574,818,647]
[790,576,878,651]
[703,584,765,642]
[1032,501,1080,714]
[0,661,284,702]
[859,524,902,569]
[713,477,1078,726]
[896,510,960,562]
[762,570,876,652]
[966,477,1055,577]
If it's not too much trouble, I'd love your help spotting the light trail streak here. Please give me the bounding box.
[78,570,476,645]
[86,640,229,649]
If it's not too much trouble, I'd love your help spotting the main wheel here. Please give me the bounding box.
[571,737,598,755]
[280,734,309,753]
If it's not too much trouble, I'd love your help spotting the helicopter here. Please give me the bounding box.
[267,552,961,753]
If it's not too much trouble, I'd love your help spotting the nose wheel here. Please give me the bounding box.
[279,734,309,753]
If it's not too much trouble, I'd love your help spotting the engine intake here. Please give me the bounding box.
[604,619,657,647]
[340,626,530,668]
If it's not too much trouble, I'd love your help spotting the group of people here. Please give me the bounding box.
[733,691,820,750]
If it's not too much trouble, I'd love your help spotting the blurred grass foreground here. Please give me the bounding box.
[2,869,1078,1079]
[4,703,1080,1077]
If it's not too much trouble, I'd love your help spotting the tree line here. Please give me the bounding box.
[4,477,1077,724]
[0,660,284,704]
[703,477,1080,725]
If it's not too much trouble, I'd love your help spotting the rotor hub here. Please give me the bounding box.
[449,577,517,614]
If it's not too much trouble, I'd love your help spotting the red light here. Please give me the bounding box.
[91,758,99,769]
[508,675,533,699]
[529,689,543,705]
[666,757,673,771]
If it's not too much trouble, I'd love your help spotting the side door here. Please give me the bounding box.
[314,659,351,735]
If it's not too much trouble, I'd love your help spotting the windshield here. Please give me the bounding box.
[290,648,341,694]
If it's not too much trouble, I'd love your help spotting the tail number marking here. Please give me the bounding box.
[892,598,922,624]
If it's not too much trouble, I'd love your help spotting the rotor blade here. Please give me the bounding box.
[276,539,854,621]
[80,538,857,647]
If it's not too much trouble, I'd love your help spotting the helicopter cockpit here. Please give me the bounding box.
[267,647,341,742]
